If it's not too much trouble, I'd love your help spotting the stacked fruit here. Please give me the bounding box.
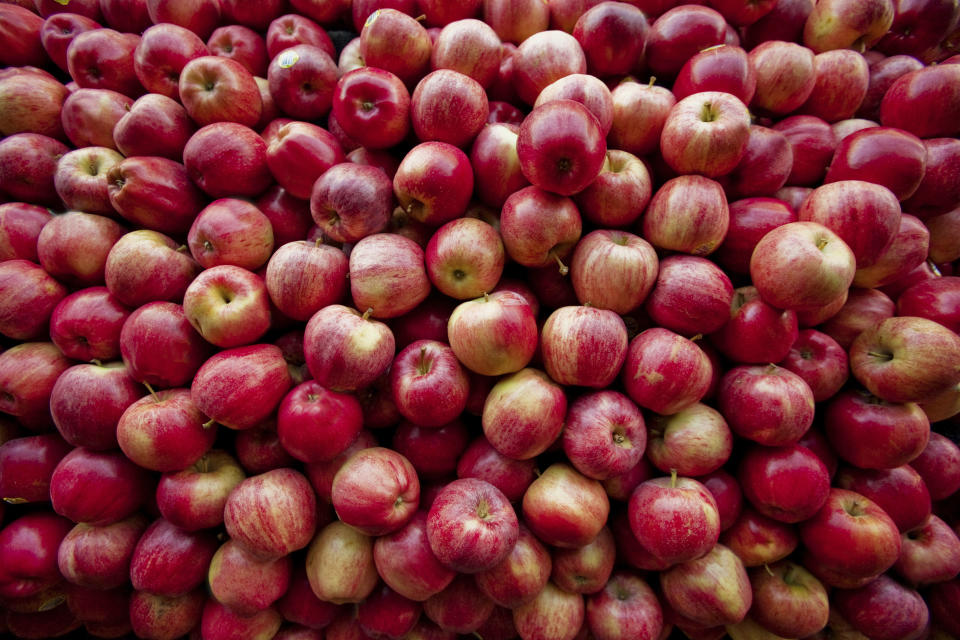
[0,0,959,639]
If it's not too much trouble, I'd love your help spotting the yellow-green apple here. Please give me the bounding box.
[718,365,815,447]
[106,156,207,235]
[182,265,272,348]
[709,286,799,365]
[500,185,582,271]
[200,600,283,640]
[331,446,419,536]
[749,41,816,116]
[188,199,274,271]
[130,518,218,596]
[482,367,567,460]
[748,560,829,638]
[484,0,550,43]
[117,388,217,472]
[551,525,616,594]
[0,261,68,342]
[586,570,663,640]
[569,229,657,314]
[540,305,628,388]
[423,572,495,634]
[207,539,291,615]
[427,477,519,573]
[183,122,273,198]
[621,328,713,416]
[849,315,960,403]
[330,67,410,150]
[50,362,143,451]
[660,90,751,178]
[155,450,246,531]
[37,212,126,288]
[133,23,210,98]
[0,202,51,263]
[277,381,362,464]
[393,141,475,227]
[645,403,732,477]
[645,5,726,77]
[267,45,338,121]
[265,121,344,201]
[266,13,335,59]
[474,523,552,608]
[0,512,74,600]
[834,464,931,533]
[660,544,751,628]
[191,344,292,431]
[0,433,70,505]
[130,588,205,640]
[119,302,212,389]
[523,462,609,548]
[0,342,71,431]
[643,175,729,255]
[799,487,902,587]
[719,506,799,567]
[225,467,317,560]
[50,447,152,525]
[512,581,584,640]
[517,99,605,196]
[411,69,489,147]
[178,55,261,127]
[563,390,646,480]
[424,217,504,300]
[53,147,123,216]
[645,256,732,336]
[57,515,148,589]
[608,79,676,157]
[349,232,431,319]
[881,63,960,138]
[431,18,501,89]
[803,0,894,52]
[447,290,538,377]
[456,436,538,503]
[738,443,830,524]
[303,304,396,392]
[778,329,849,402]
[356,583,422,639]
[373,510,456,601]
[207,25,268,77]
[573,2,648,77]
[49,287,130,363]
[264,240,348,322]
[832,574,929,640]
[895,514,960,584]
[628,474,719,564]
[360,8,432,87]
[66,28,142,97]
[389,340,469,427]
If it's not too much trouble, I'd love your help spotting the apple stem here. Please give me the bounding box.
[483,291,490,302]
[553,253,569,276]
[415,13,426,21]
[176,244,189,253]
[362,308,374,321]
[315,237,323,248]
[648,76,657,87]
[929,260,942,277]
[690,333,703,342]
[144,382,160,402]
[197,455,209,473]
[764,563,775,578]
[3,497,27,504]
[202,418,216,429]
[670,469,678,488]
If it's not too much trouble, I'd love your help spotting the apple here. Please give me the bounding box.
[796,49,870,122]
[897,276,960,334]
[0,133,65,208]
[50,447,153,525]
[628,474,720,565]
[573,2,648,77]
[0,342,71,431]
[187,198,274,272]
[904,137,960,216]
[718,365,815,447]
[0,202,52,263]
[133,23,210,99]
[643,174,730,256]
[646,255,733,337]
[200,600,283,640]
[803,0,895,52]
[852,214,929,290]
[563,390,646,481]
[778,329,849,402]
[183,122,273,199]
[709,286,799,365]
[645,5,728,77]
[0,68,68,142]
[331,446,419,536]
[423,572,495,634]
[264,121,345,202]
[700,469,743,532]
[266,13,335,59]
[349,232,432,319]
[0,433,71,505]
[356,583,422,639]
[129,588,206,640]
[834,464,932,534]
[388,339,469,427]
[431,18,501,89]
[551,525,617,595]
[146,0,221,40]
[456,436,538,503]
[235,423,299,475]
[719,506,799,568]
[257,186,314,247]
[57,515,148,589]
[524,462,610,548]
[748,560,829,638]
[267,44,339,121]
[38,212,125,288]
[424,217,504,300]
[5,5,57,69]
[474,523,552,608]
[749,41,816,116]
[659,544,751,628]
[608,79,676,158]
[360,8,432,87]
[573,149,653,228]
[207,539,291,615]
[303,303,396,392]
[107,156,208,236]
[66,28,142,97]
[0,512,74,600]
[621,328,713,416]
[207,25,269,77]
[129,518,218,596]
[53,147,122,216]
[412,69,490,147]
[738,443,831,524]
[511,581,585,640]
[482,367,567,460]
[427,477,519,573]
[394,142,475,227]
[182,265,272,349]
[447,290,538,377]
[832,574,929,640]
[880,63,960,138]
[585,570,662,640]
[907,431,960,501]
[276,381,361,465]
[469,122,530,209]
[276,565,339,629]
[306,523,379,605]
[484,0,550,44]
[500,185,582,272]
[155,450,246,531]
[330,67,410,150]
[48,287,129,363]
[660,91,751,178]
[645,403,733,477]
[372,510,456,602]
[119,301,212,390]
[569,229,658,314]
[895,514,960,585]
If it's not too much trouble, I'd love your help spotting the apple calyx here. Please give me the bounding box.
[843,498,868,518]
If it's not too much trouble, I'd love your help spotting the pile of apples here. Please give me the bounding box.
[2,0,960,638]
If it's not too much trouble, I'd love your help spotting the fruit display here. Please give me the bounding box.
[0,0,959,639]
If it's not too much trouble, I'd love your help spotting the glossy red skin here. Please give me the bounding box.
[49,362,143,451]
[130,588,205,640]
[699,470,743,532]
[0,513,74,599]
[456,437,537,503]
[191,344,292,431]
[551,526,617,595]
[107,156,207,235]
[0,434,72,504]
[389,340,469,428]
[714,198,797,275]
[276,380,361,465]
[720,505,799,568]
[738,443,831,524]
[903,138,960,216]
[0,342,71,431]
[629,476,720,565]
[36,212,125,288]
[857,54,924,122]
[179,56,263,131]
[310,163,393,244]
[834,464,931,533]
[105,232,196,308]
[825,390,930,470]
[129,518,218,596]
[331,67,410,150]
[710,286,799,365]
[0,203,51,263]
[357,583,422,639]
[360,8,431,87]
[256,186,313,247]
[64,583,132,633]
[563,390,646,481]
[749,41,817,117]
[574,2,648,77]
[207,25,268,76]
[48,287,128,363]
[183,266,272,349]
[721,126,793,200]
[349,233,432,320]
[517,99,606,197]
[392,420,467,481]
[207,539,291,616]
[412,69,489,148]
[66,28,142,97]
[183,122,273,199]
[264,121,344,201]
[773,115,835,186]
[660,544,752,629]
[608,81,675,158]
[881,64,960,138]
[0,133,67,208]
[796,49,869,122]
[133,23,209,99]
[897,276,960,333]
[423,573,495,634]
[910,432,960,501]
[673,45,755,103]
[61,89,131,149]
[187,198,274,271]
[820,286,895,349]
[429,19,502,90]
[824,126,926,201]
[646,256,733,336]
[50,447,152,525]
[661,91,751,179]
[500,186,582,269]
[833,574,929,640]
[276,566,339,629]
[304,305,396,393]
[218,0,284,30]
[200,599,283,640]
[642,175,729,256]
[427,477,519,573]
[645,5,727,77]
[778,329,849,402]
[267,44,338,121]
[541,306,628,388]
[796,423,842,476]
[266,13,335,59]
[372,509,456,602]
[718,365,815,447]
[331,446,420,536]
[394,141,475,227]
[474,524,551,608]
[0,5,45,68]
[482,368,567,461]
[853,212,929,289]
[510,30,586,106]
[155,449,245,531]
[622,328,712,415]
[57,515,147,590]
[120,302,212,389]
[895,514,960,584]
[118,388,218,472]
[40,13,101,73]
[585,570,663,640]
[235,423,298,475]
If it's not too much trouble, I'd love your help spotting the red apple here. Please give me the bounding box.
[0,342,71,431]
[748,560,829,638]
[133,23,209,99]
[155,450,246,531]
[629,474,720,565]
[803,0,895,52]
[373,510,456,602]
[642,174,729,256]
[482,367,567,460]
[880,63,960,138]
[182,265,272,349]
[484,0,550,44]
[412,69,489,147]
[719,506,799,568]
[200,600,283,640]
[50,447,152,525]
[120,301,212,390]
[53,146,123,216]
[778,329,849,402]
[659,543,751,628]
[0,434,71,505]
[608,79,676,158]
[749,41,816,116]
[718,365,815,447]
[268,44,339,121]
[563,390,646,481]
[456,436,538,503]
[907,431,960,501]
[832,574,929,640]
[331,446,419,536]
[0,512,74,600]
[513,581,585,640]
[183,122,273,199]
[264,240,348,322]
[645,403,733,477]
[266,13,335,60]
[117,388,217,472]
[130,518,218,596]
[834,464,932,533]
[207,539,291,615]
[207,25,268,77]
[523,462,610,548]
[393,141,475,227]
[57,515,148,590]
[0,202,52,263]
[895,514,960,585]
[573,2,648,78]
[304,304,396,392]
[360,8,432,87]
[66,28,141,97]
[644,5,727,77]
[107,156,207,236]
[331,67,410,150]
[146,0,221,40]
[48,287,130,363]
[738,443,831,524]
[50,361,144,451]
[129,588,205,640]
[474,523,552,608]
[621,328,713,416]
[423,572,495,634]
[447,290,538,377]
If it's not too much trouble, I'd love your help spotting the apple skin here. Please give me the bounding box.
[350,232,432,320]
[424,217,504,300]
[628,475,720,565]
[563,390,646,481]
[423,572,496,634]
[469,122,530,209]
[53,146,123,216]
[129,588,206,640]
[268,44,339,121]
[0,434,71,505]
[824,126,926,202]
[412,69,489,147]
[570,229,658,314]
[155,450,246,532]
[573,149,653,228]
[48,287,129,363]
[621,328,713,416]
[360,8,432,87]
[660,91,751,178]
[800,487,902,588]
[552,524,617,594]
[880,64,960,138]
[644,5,727,77]
[129,518,218,596]
[720,504,800,569]
[264,241,348,323]
[738,443,831,524]
[778,329,849,402]
[61,94,131,153]
[200,600,283,640]
[748,560,829,638]
[585,570,663,640]
[832,574,929,640]
[447,290,538,377]
[310,163,393,246]
[895,514,960,585]
[642,174,730,256]
[854,213,929,290]
[0,202,52,263]
[133,23,210,99]
[474,523,552,609]
[0,512,74,600]
[659,544,751,628]
[834,464,931,533]
[0,133,65,209]
[0,342,71,432]
[265,121,345,202]
[797,49,870,123]
[517,99,606,197]
[107,156,208,236]
[266,13,336,59]
[389,340,469,428]
[803,0,895,53]
[645,403,733,478]
[304,304,396,392]
[431,18,501,89]
[66,28,142,97]
[188,198,274,271]
[57,514,148,590]
[524,462,610,549]
[748,41,817,117]
[512,581,585,640]
[709,286,799,365]
[306,520,377,604]
[897,276,960,334]
[500,185,583,270]
[356,583,422,639]
[331,446,419,536]
[207,25,269,77]
[427,477,520,573]
[674,45,756,103]
[849,315,960,404]
[277,381,362,465]
[456,436,538,503]
[572,2,648,77]
[0,260,67,343]
[50,447,153,526]
[608,79,676,158]
[820,286,895,350]
[373,510,456,602]
[908,430,960,499]
[119,301,212,390]
[37,212,126,289]
[207,539,291,616]
[646,255,733,337]
[182,265,273,349]
[718,365,815,447]
[105,231,200,309]
[2,5,49,69]
[824,390,930,470]
[178,55,262,128]
[183,122,273,199]
[904,137,960,216]
[482,367,568,461]
[484,0,550,44]
[541,305,628,389]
